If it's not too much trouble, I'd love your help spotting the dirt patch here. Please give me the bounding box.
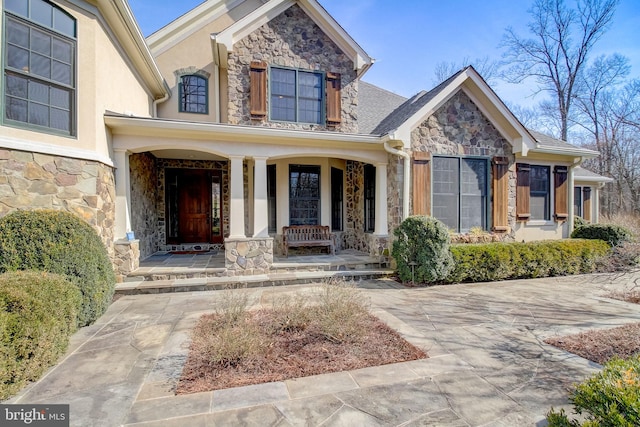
[177,310,426,394]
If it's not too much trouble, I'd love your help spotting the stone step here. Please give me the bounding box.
[115,269,394,295]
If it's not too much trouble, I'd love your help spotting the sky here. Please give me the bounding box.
[128,0,640,109]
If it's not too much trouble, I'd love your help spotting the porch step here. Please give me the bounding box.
[115,269,394,295]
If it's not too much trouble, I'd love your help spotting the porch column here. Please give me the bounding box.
[253,157,269,237]
[374,162,388,236]
[113,149,132,240]
[229,155,245,238]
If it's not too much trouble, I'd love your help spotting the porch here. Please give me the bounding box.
[115,249,394,295]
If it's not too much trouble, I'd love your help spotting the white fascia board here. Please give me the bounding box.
[574,175,614,183]
[531,145,601,158]
[0,134,114,166]
[100,0,169,97]
[104,115,382,146]
[146,0,245,56]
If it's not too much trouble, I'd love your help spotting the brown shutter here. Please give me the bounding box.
[516,163,531,221]
[412,152,431,216]
[554,165,568,221]
[492,156,509,232]
[583,187,592,222]
[326,72,341,126]
[250,61,267,119]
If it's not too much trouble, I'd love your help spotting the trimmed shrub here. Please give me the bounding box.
[547,355,640,426]
[392,216,454,283]
[447,239,610,284]
[0,210,116,326]
[0,271,81,400]
[571,223,632,247]
[574,215,589,228]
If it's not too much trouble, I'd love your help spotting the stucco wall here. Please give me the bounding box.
[227,4,358,132]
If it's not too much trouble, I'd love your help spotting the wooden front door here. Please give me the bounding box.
[178,169,211,243]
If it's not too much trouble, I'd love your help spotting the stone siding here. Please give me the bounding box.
[343,160,369,253]
[129,153,159,259]
[410,90,517,237]
[0,148,116,257]
[227,4,358,133]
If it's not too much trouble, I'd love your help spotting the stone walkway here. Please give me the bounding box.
[9,272,640,426]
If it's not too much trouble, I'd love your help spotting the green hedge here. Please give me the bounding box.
[0,210,116,326]
[571,223,632,246]
[0,271,81,400]
[547,355,640,426]
[447,239,610,284]
[392,216,454,283]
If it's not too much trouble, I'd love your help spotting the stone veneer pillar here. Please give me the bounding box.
[113,239,140,282]
[225,237,273,276]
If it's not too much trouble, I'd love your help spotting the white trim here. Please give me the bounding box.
[531,145,600,158]
[0,135,114,166]
[574,175,614,183]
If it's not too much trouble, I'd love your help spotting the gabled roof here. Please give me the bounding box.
[213,0,373,74]
[528,130,599,157]
[371,69,465,136]
[358,81,407,135]
[363,66,537,155]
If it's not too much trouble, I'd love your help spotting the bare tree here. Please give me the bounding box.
[501,0,619,141]
[432,56,500,85]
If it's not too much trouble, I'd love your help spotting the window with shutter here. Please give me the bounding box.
[516,163,531,221]
[250,61,267,119]
[326,72,341,126]
[412,152,431,216]
[554,166,568,221]
[492,156,509,232]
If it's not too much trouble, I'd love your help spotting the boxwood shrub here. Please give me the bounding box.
[447,239,610,284]
[571,223,632,246]
[547,355,640,426]
[0,210,116,326]
[0,271,81,400]
[392,216,454,283]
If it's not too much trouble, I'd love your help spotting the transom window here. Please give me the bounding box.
[530,165,550,220]
[179,75,207,114]
[3,0,76,135]
[289,165,320,225]
[432,156,488,233]
[270,67,323,124]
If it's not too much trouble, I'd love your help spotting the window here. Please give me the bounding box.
[270,67,322,124]
[530,165,550,220]
[574,187,583,218]
[432,156,488,233]
[331,167,343,231]
[267,165,276,233]
[289,165,320,225]
[179,75,207,114]
[364,164,375,232]
[3,0,76,135]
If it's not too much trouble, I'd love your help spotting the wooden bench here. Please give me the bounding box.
[282,225,335,257]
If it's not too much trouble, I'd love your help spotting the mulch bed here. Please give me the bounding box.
[545,289,640,365]
[177,311,427,394]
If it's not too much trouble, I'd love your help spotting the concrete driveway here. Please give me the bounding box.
[8,272,640,426]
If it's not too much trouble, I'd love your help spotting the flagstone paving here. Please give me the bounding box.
[8,272,640,426]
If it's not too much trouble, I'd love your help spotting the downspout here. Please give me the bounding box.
[383,139,410,220]
[152,93,169,118]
